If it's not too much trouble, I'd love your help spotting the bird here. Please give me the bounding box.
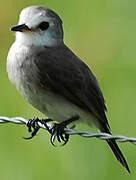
[7,5,130,172]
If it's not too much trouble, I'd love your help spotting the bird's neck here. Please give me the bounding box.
[15,32,63,47]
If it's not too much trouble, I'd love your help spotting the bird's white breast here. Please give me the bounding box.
[7,42,28,84]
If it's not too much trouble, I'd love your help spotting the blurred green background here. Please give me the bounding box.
[0,0,136,179]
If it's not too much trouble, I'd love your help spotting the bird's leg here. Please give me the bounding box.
[24,117,53,139]
[50,115,79,146]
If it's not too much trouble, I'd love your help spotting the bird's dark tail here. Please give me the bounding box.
[101,126,130,173]
[106,138,130,173]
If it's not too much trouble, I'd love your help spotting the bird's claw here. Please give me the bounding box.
[49,115,79,146]
[24,117,52,139]
[50,122,69,146]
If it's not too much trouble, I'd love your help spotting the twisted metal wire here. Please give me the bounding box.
[0,116,136,144]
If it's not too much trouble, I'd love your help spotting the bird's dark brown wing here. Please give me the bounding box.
[34,44,129,172]
[35,44,109,128]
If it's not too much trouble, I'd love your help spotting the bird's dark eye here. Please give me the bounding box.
[38,22,49,31]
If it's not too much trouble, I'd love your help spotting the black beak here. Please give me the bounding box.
[10,24,31,32]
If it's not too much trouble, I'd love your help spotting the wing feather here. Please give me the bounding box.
[35,44,109,128]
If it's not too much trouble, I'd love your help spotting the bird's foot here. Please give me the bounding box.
[24,115,79,146]
[50,115,79,146]
[24,117,52,139]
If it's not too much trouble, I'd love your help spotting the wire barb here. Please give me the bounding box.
[0,116,136,145]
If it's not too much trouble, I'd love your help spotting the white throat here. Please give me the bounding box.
[15,32,63,47]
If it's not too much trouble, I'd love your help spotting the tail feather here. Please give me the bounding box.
[106,139,130,173]
[101,125,130,173]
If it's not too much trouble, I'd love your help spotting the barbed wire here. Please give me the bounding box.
[0,116,136,145]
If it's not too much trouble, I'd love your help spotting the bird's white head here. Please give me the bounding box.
[11,6,64,47]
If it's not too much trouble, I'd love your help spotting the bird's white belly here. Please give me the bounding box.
[22,86,95,126]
